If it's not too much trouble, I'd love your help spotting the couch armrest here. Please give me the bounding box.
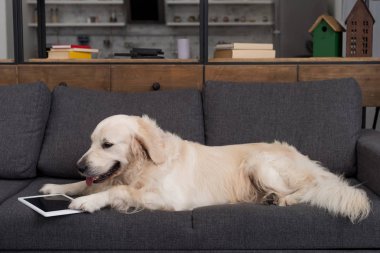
[357,129,380,195]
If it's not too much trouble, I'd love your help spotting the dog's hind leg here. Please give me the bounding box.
[242,148,301,205]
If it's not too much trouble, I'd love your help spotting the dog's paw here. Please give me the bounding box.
[39,184,64,195]
[69,196,102,213]
[262,193,279,205]
[278,196,298,207]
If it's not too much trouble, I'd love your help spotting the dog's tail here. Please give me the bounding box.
[300,166,371,223]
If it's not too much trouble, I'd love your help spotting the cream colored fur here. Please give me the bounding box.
[40,115,371,223]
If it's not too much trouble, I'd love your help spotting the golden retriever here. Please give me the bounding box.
[40,114,371,223]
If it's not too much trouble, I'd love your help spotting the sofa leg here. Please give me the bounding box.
[362,107,367,129]
[373,107,379,130]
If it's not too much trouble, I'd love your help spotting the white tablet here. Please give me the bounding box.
[18,194,83,217]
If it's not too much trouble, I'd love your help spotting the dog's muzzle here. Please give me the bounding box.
[85,161,121,186]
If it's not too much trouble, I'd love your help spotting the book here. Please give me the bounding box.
[52,44,91,49]
[215,43,273,50]
[50,48,99,53]
[48,50,92,59]
[214,49,276,59]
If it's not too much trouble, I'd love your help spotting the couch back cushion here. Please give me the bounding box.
[0,83,51,179]
[203,78,362,176]
[38,86,204,178]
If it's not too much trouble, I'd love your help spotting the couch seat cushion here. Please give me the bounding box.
[38,86,204,179]
[191,180,380,250]
[0,83,51,178]
[0,177,195,251]
[1,178,379,251]
[203,79,362,176]
[0,179,32,204]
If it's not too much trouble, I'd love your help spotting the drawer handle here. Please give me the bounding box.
[152,82,161,91]
[58,82,68,87]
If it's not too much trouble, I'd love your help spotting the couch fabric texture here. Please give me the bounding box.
[38,86,204,179]
[1,79,380,252]
[0,83,51,179]
[203,78,362,176]
[357,129,380,196]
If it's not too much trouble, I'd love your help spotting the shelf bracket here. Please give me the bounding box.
[37,0,47,58]
[12,0,24,63]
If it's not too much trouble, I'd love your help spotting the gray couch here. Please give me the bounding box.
[0,78,379,252]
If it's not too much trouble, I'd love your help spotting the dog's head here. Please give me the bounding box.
[77,115,166,186]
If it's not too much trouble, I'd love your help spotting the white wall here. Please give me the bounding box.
[369,0,380,57]
[6,0,14,57]
[341,0,380,130]
[0,0,8,58]
[0,0,14,59]
[333,0,344,20]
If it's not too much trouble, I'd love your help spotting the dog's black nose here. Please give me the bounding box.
[77,159,88,174]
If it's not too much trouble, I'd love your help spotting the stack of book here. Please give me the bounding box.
[214,43,275,59]
[48,45,99,60]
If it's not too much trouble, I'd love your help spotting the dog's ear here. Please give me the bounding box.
[129,137,147,162]
[134,115,166,165]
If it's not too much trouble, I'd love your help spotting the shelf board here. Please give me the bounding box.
[210,21,273,26]
[166,0,199,4]
[26,57,380,64]
[27,0,124,4]
[0,59,14,63]
[166,21,273,26]
[208,57,380,63]
[28,58,199,63]
[209,0,274,4]
[166,22,199,26]
[166,0,274,4]
[28,22,125,27]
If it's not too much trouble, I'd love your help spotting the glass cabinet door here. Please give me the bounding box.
[208,0,275,61]
[23,0,200,61]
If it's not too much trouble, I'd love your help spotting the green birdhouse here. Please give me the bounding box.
[309,15,346,57]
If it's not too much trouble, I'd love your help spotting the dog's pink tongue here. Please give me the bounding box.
[86,177,94,186]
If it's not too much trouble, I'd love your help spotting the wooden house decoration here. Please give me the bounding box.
[309,15,345,57]
[345,0,375,57]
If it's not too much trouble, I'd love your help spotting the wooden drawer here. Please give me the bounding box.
[0,66,17,85]
[205,65,298,83]
[111,65,203,92]
[18,65,111,91]
[299,64,380,107]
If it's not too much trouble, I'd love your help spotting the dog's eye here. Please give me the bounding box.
[102,142,113,149]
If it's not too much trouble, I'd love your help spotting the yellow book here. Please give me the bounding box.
[68,51,92,59]
[48,50,92,59]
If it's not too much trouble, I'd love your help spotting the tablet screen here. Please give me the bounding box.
[23,195,72,212]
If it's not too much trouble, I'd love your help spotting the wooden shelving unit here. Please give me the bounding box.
[165,0,274,27]
[27,0,125,28]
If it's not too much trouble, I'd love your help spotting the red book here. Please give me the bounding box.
[52,44,91,49]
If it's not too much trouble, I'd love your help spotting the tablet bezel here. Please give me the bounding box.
[18,194,83,217]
